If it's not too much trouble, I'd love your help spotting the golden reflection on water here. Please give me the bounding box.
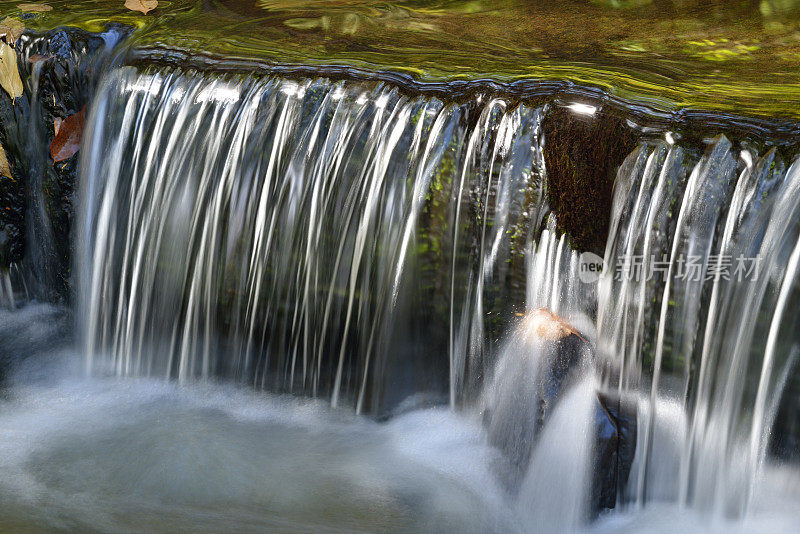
[11,0,800,119]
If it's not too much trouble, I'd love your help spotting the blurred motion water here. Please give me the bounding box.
[597,137,800,518]
[78,67,546,413]
[0,55,799,532]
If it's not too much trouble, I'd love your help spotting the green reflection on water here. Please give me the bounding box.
[11,0,800,119]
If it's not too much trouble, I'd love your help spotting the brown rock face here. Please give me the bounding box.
[542,104,638,255]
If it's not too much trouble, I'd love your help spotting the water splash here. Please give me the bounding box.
[480,226,597,527]
[517,376,596,533]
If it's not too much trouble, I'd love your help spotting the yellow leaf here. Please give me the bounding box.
[18,3,52,12]
[0,17,25,46]
[0,41,23,99]
[124,0,158,15]
[0,143,9,178]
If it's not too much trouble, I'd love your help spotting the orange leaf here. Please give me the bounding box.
[124,0,158,15]
[50,107,86,163]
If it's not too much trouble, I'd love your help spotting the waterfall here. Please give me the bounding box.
[73,65,800,527]
[0,270,14,310]
[78,67,548,414]
[526,222,597,337]
[598,136,800,517]
[517,376,596,532]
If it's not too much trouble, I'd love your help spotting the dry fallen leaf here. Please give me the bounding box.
[0,143,10,178]
[18,3,53,12]
[28,53,51,64]
[50,107,86,162]
[0,17,25,46]
[53,116,62,135]
[124,0,158,15]
[0,41,23,99]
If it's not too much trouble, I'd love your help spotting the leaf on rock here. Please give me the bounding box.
[28,53,51,64]
[0,143,10,178]
[124,0,158,15]
[0,41,23,99]
[50,107,86,163]
[18,3,53,12]
[0,17,25,46]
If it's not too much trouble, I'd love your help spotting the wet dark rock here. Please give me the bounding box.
[0,96,30,268]
[592,390,637,514]
[482,310,590,476]
[482,309,637,514]
[0,24,131,301]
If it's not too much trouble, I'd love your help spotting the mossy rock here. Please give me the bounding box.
[542,103,639,255]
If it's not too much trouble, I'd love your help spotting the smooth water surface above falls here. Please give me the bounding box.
[2,63,800,533]
[15,0,800,119]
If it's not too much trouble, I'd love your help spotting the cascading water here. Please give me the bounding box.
[527,223,597,335]
[0,273,13,310]
[78,66,547,414]
[597,136,800,519]
[71,66,612,531]
[0,264,28,311]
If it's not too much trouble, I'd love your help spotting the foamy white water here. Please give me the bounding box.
[1,364,798,532]
[1,358,516,532]
[2,306,800,533]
